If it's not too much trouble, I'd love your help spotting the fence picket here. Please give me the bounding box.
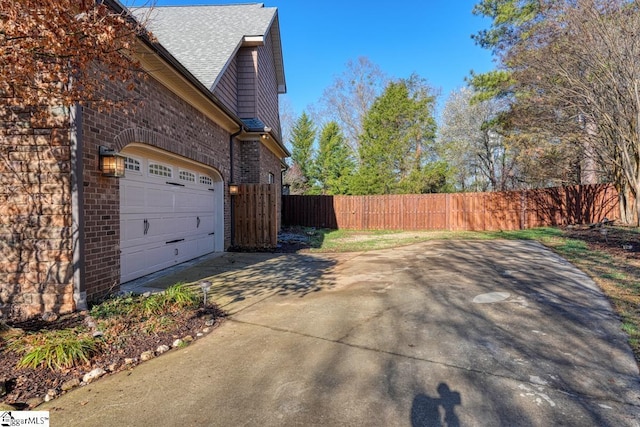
[233,184,277,248]
[282,184,621,231]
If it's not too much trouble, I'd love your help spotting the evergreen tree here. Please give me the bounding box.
[288,111,317,193]
[472,0,640,224]
[353,76,441,194]
[313,122,355,195]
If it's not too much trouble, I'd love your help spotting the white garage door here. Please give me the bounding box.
[120,155,219,283]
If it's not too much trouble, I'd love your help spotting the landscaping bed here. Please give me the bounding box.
[0,285,225,409]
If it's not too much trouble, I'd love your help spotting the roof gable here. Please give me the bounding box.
[135,3,286,93]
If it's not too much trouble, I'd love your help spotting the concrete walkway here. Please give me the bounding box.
[42,240,640,426]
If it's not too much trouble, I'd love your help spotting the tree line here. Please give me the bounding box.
[3,1,638,223]
[283,61,525,197]
[285,1,640,225]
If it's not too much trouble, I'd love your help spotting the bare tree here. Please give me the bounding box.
[439,88,518,191]
[316,57,388,161]
[279,96,296,155]
[504,0,640,224]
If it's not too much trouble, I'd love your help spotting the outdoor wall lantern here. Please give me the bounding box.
[229,183,239,195]
[99,146,126,178]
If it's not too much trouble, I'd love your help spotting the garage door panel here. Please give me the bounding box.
[195,214,215,234]
[146,244,175,272]
[195,235,215,254]
[175,190,213,212]
[121,183,147,213]
[120,155,219,283]
[147,187,175,211]
[143,216,186,242]
[121,216,146,249]
[121,247,152,282]
[175,240,197,264]
[162,215,196,238]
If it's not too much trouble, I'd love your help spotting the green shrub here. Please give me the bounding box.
[141,284,199,316]
[9,329,99,371]
[89,284,199,320]
[163,283,199,307]
[90,293,137,319]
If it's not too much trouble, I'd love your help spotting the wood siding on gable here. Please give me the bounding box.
[237,48,257,118]
[257,29,282,140]
[214,56,238,114]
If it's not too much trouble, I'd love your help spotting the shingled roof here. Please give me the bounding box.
[134,3,286,93]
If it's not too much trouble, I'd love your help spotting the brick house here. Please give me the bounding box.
[0,1,288,318]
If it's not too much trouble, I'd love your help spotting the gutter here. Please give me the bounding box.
[229,127,243,247]
[70,104,87,311]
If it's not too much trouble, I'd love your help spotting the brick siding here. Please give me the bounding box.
[0,107,75,319]
[81,74,234,302]
[1,19,286,316]
[239,140,260,184]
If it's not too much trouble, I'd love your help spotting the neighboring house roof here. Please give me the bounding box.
[134,4,286,94]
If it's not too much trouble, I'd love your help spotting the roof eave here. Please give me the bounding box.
[270,13,287,94]
[239,130,290,159]
[104,0,244,133]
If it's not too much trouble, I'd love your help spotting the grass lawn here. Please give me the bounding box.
[305,226,640,363]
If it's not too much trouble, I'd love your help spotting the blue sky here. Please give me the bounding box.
[130,0,495,116]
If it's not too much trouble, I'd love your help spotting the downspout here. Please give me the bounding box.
[70,104,87,310]
[229,127,243,247]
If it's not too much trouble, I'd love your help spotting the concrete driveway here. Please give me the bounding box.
[42,240,640,426]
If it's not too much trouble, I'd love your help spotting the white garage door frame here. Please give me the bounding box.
[119,144,224,283]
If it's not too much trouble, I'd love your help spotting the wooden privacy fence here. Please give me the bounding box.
[282,184,620,231]
[233,184,278,248]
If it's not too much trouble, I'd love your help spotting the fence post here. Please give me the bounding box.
[520,190,527,230]
[446,193,451,231]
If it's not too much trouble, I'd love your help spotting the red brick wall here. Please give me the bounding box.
[236,139,282,229]
[239,140,260,184]
[80,140,121,301]
[81,73,233,302]
[1,28,286,314]
[0,107,75,319]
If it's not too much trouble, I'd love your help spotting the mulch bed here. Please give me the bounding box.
[563,224,640,260]
[0,228,314,409]
[1,305,225,409]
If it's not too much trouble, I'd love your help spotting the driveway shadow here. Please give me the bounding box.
[411,383,461,427]
[127,251,340,314]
